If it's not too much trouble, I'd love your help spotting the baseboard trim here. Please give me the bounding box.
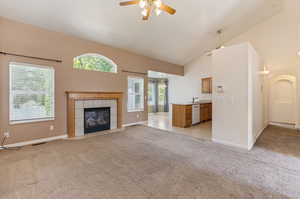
[256,124,268,140]
[122,121,147,127]
[269,122,296,129]
[4,135,68,148]
[248,125,267,150]
[212,138,249,150]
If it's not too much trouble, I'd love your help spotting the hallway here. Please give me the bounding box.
[254,125,300,158]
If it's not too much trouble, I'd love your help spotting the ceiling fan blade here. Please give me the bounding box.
[142,7,151,20]
[120,0,139,6]
[160,3,176,15]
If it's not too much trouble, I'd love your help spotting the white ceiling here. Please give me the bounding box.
[148,70,177,78]
[0,0,282,65]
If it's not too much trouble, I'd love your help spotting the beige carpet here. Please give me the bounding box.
[0,125,300,199]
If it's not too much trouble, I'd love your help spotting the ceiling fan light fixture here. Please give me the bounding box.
[154,0,162,8]
[141,8,148,16]
[139,0,146,8]
[155,8,162,16]
[119,0,176,20]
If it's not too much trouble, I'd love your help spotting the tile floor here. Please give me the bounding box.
[145,112,212,140]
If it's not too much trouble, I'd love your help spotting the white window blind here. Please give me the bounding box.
[127,77,144,112]
[9,63,55,124]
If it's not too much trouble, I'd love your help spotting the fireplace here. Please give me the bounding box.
[66,91,122,138]
[84,107,110,134]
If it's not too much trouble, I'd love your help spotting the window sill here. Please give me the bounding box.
[128,109,144,113]
[9,118,55,125]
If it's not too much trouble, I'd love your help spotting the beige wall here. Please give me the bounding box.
[0,17,184,144]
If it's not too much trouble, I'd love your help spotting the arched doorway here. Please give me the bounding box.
[269,75,296,125]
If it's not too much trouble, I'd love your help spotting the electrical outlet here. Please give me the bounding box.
[50,125,54,131]
[136,114,140,119]
[4,132,10,138]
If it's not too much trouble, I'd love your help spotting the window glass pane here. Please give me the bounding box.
[158,83,166,106]
[134,82,140,93]
[10,63,54,122]
[135,95,141,109]
[73,54,117,73]
[127,77,144,112]
[148,82,155,106]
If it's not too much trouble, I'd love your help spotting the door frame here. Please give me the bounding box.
[269,74,297,125]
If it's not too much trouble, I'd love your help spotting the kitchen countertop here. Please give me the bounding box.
[172,100,212,105]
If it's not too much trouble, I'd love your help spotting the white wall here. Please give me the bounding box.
[167,0,299,150]
[168,55,212,104]
[248,45,266,147]
[226,0,300,128]
[212,43,265,150]
[212,43,250,149]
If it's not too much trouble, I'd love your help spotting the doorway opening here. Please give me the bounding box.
[146,71,212,141]
[147,71,170,130]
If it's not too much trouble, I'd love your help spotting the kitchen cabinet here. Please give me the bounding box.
[202,77,212,93]
[172,104,192,128]
[172,102,212,128]
[200,103,212,122]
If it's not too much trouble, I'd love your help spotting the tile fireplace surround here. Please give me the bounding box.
[75,100,117,137]
[66,91,123,138]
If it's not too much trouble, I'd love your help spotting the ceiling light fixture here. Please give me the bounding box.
[204,30,225,56]
[141,8,148,16]
[155,8,162,16]
[120,0,176,20]
[139,0,146,8]
[260,66,270,75]
[154,0,162,8]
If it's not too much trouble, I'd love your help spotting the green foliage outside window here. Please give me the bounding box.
[73,54,117,73]
[10,64,54,121]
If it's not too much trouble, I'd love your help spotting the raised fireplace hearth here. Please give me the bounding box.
[84,107,111,134]
[66,91,123,138]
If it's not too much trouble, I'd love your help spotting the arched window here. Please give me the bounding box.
[73,53,117,73]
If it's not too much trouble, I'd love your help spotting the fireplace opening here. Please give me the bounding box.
[84,107,110,134]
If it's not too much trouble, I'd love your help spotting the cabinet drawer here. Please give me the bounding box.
[186,106,192,111]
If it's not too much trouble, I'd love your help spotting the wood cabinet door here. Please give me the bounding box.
[200,106,208,121]
[208,104,212,120]
[208,78,212,93]
[202,77,212,93]
[200,103,212,122]
[185,105,192,127]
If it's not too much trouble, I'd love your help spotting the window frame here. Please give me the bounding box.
[127,76,145,112]
[73,53,118,73]
[9,62,55,124]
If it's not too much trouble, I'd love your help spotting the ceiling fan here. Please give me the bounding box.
[119,0,176,20]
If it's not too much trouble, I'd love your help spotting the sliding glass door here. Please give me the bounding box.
[148,78,168,113]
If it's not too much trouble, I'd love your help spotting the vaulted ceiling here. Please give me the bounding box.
[0,0,282,65]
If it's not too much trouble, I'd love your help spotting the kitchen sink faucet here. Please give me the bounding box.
[192,97,199,103]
